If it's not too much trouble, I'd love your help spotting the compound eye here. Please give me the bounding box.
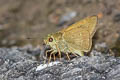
[49,37,53,42]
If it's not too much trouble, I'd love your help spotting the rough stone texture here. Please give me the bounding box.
[0,44,120,80]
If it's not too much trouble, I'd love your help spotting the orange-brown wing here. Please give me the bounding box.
[61,16,97,52]
[63,27,91,52]
[61,16,97,38]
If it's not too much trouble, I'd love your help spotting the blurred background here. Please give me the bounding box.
[0,0,120,54]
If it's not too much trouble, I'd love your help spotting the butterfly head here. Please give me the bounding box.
[44,33,57,48]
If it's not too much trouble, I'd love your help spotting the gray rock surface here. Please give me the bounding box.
[0,44,120,80]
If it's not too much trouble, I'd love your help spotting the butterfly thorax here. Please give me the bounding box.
[44,32,70,53]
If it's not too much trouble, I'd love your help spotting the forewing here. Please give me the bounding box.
[61,16,97,51]
[61,16,97,38]
[63,27,92,52]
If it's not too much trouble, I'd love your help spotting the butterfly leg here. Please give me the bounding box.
[71,52,79,57]
[65,53,70,60]
[44,49,53,64]
[53,53,56,61]
[48,51,55,64]
[55,44,61,60]
[45,49,53,58]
